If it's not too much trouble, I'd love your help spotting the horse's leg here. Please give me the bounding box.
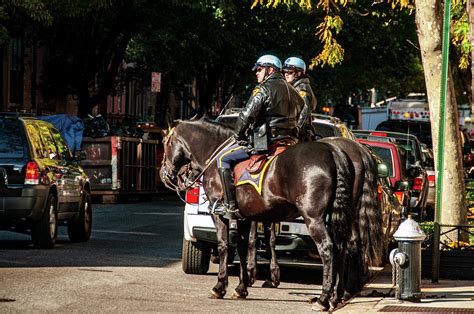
[262,222,280,288]
[247,221,258,287]
[306,221,335,311]
[344,250,367,300]
[329,252,345,309]
[233,219,251,299]
[210,215,229,299]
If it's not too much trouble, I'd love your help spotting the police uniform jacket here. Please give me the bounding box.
[235,72,303,140]
[292,76,316,129]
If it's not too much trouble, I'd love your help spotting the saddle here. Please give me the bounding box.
[233,139,295,194]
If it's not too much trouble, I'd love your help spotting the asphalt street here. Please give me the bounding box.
[0,195,326,312]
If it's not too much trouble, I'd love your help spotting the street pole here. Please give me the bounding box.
[433,0,452,283]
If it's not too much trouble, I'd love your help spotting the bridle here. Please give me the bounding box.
[161,126,235,197]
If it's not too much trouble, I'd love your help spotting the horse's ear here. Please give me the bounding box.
[189,114,200,121]
[169,120,180,128]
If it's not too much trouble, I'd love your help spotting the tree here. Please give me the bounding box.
[0,0,52,43]
[414,0,467,227]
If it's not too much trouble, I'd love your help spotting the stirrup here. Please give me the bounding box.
[211,201,227,216]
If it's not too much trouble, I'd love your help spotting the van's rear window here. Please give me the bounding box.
[0,119,27,158]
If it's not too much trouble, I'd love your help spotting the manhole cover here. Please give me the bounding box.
[379,305,474,313]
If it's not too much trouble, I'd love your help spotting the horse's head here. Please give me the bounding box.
[160,122,194,190]
[160,118,235,191]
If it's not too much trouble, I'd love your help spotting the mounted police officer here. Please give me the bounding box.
[214,55,303,222]
[283,57,317,141]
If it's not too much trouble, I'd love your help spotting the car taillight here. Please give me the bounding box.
[428,174,436,187]
[394,191,405,204]
[25,161,40,185]
[370,132,388,137]
[413,176,423,191]
[185,186,200,204]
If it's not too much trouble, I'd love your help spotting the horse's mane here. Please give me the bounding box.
[181,117,235,140]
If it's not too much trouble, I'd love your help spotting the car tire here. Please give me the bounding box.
[182,238,210,274]
[67,191,92,242]
[31,194,58,249]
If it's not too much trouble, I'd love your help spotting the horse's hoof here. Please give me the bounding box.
[308,297,318,304]
[311,298,330,311]
[209,288,225,299]
[261,280,279,288]
[232,290,248,299]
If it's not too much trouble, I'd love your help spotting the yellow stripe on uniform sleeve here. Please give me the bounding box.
[252,87,261,96]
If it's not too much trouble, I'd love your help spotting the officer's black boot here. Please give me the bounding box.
[218,168,238,247]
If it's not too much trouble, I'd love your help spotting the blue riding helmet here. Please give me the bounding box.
[252,55,282,71]
[283,57,306,73]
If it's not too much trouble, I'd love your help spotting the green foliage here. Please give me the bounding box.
[0,0,52,43]
[126,1,325,109]
[420,221,434,249]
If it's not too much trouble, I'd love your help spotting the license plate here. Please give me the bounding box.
[257,222,280,235]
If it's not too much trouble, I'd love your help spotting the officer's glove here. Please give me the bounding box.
[233,133,248,146]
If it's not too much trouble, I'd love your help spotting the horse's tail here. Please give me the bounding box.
[358,146,384,267]
[327,143,354,254]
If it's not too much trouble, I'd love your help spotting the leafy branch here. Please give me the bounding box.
[252,0,346,68]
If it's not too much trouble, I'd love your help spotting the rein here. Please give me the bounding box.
[162,131,236,203]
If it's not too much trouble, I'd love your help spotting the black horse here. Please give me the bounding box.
[160,118,383,310]
[247,137,385,302]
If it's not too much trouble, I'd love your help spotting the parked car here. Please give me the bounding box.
[0,113,91,248]
[312,114,356,140]
[420,143,436,220]
[374,159,406,241]
[353,130,429,220]
[356,136,411,213]
[181,113,401,274]
[376,120,432,148]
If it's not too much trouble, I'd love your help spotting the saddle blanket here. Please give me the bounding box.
[233,140,293,194]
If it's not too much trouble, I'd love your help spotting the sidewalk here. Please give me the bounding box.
[338,264,474,313]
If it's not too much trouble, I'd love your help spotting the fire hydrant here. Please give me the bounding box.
[389,215,426,302]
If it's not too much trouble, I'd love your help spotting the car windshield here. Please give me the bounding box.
[376,121,432,148]
[0,119,27,158]
[370,146,394,177]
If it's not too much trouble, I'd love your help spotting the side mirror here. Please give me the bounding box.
[377,163,389,178]
[74,150,87,161]
[394,180,410,191]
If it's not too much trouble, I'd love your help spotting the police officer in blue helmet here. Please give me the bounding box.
[284,57,317,141]
[214,55,303,240]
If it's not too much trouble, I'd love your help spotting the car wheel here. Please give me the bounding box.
[32,194,58,249]
[67,190,92,242]
[182,238,210,274]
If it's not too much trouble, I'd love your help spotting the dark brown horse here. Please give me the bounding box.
[160,118,381,310]
[247,137,384,304]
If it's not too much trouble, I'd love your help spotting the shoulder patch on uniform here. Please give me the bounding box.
[252,87,261,96]
[299,90,307,98]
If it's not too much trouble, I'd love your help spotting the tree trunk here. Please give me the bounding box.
[470,0,474,114]
[415,0,467,228]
